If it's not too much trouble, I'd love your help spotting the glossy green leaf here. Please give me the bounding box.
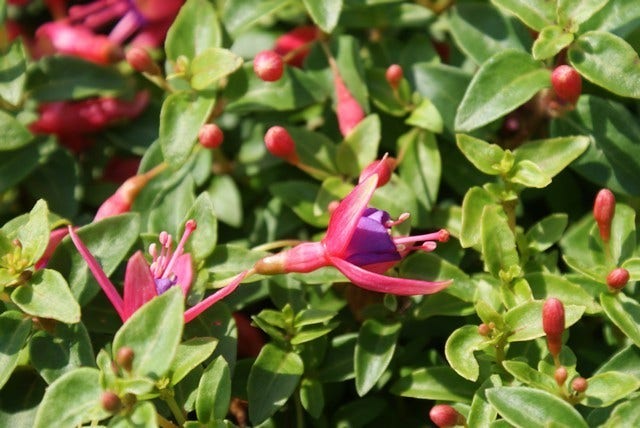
[557,0,609,28]
[399,129,441,215]
[490,0,555,32]
[0,41,27,105]
[0,142,42,194]
[291,325,337,346]
[391,366,476,402]
[460,186,497,248]
[170,337,218,385]
[33,368,107,428]
[11,269,80,324]
[196,356,231,422]
[159,91,215,167]
[445,325,487,381]
[190,48,243,91]
[622,258,640,282]
[584,371,640,407]
[204,244,267,287]
[505,300,585,342]
[270,181,329,228]
[286,126,339,177]
[532,26,574,60]
[109,402,156,428]
[337,114,380,176]
[502,360,556,392]
[183,193,218,260]
[604,396,640,427]
[405,98,443,133]
[300,377,324,419]
[600,292,640,347]
[355,319,401,396]
[525,214,568,252]
[569,31,640,98]
[247,343,304,424]
[113,287,184,379]
[166,0,221,62]
[0,110,31,151]
[449,3,529,65]
[12,199,49,263]
[481,205,519,278]
[508,159,550,188]
[596,345,640,380]
[487,387,588,428]
[455,50,550,132]
[339,2,433,29]
[147,175,195,236]
[302,0,342,32]
[222,0,291,35]
[468,375,501,427]
[526,272,599,314]
[581,1,640,37]
[318,333,357,382]
[456,134,505,176]
[610,203,636,266]
[208,175,243,228]
[402,252,476,303]
[0,311,31,389]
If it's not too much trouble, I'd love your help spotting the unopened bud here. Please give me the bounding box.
[198,123,224,149]
[116,347,134,372]
[253,50,284,82]
[358,155,396,188]
[593,189,615,242]
[126,47,160,75]
[264,126,297,161]
[429,404,465,428]
[385,64,403,89]
[554,366,568,386]
[101,391,122,413]
[607,267,630,291]
[571,377,588,393]
[274,26,318,67]
[478,323,491,336]
[543,298,565,357]
[551,65,582,104]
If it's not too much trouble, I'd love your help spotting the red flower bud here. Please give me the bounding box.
[571,377,588,393]
[198,124,224,149]
[478,323,491,336]
[126,47,160,75]
[543,298,565,357]
[274,26,318,67]
[116,347,135,372]
[101,391,122,413]
[385,64,403,90]
[264,126,297,162]
[359,155,396,188]
[554,366,568,386]
[429,404,465,428]
[333,71,365,137]
[607,267,630,291]
[551,65,582,104]
[593,189,615,242]
[253,50,284,82]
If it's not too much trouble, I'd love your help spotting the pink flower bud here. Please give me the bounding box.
[555,366,568,386]
[571,377,588,393]
[333,71,365,137]
[607,267,630,291]
[101,391,122,413]
[198,124,224,149]
[36,22,123,64]
[116,347,134,372]
[594,189,615,242]
[551,65,582,104]
[274,26,319,67]
[429,404,465,428]
[359,156,397,188]
[385,64,403,89]
[264,126,297,162]
[478,323,491,336]
[126,47,160,75]
[543,298,565,357]
[253,50,284,82]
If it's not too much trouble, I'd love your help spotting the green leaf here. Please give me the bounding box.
[29,323,95,384]
[190,48,243,91]
[596,345,640,380]
[286,126,339,177]
[525,214,568,252]
[166,0,221,62]
[486,387,588,428]
[247,343,304,424]
[445,325,487,381]
[109,402,156,428]
[449,3,529,65]
[468,375,501,427]
[0,311,31,389]
[301,0,342,32]
[399,129,441,215]
[147,175,196,236]
[622,258,640,282]
[113,287,184,379]
[604,396,640,427]
[336,115,381,176]
[526,272,599,314]
[33,368,107,428]
[204,244,267,287]
[584,371,640,407]
[405,98,443,133]
[610,204,636,266]
[490,0,555,32]
[0,142,42,194]
[318,333,357,382]
[222,0,291,36]
[159,91,215,167]
[355,320,401,396]
[481,205,519,278]
[0,110,31,151]
[456,134,505,176]
[196,356,231,422]
[183,193,218,260]
[170,337,218,385]
[13,199,50,263]
[508,160,550,188]
[208,175,243,228]
[557,0,609,28]
[11,269,80,324]
[270,181,329,228]
[455,50,550,132]
[569,31,640,98]
[600,292,640,347]
[300,377,324,419]
[504,300,585,342]
[460,187,497,249]
[390,366,476,402]
[0,41,27,105]
[532,26,574,60]
[502,360,556,393]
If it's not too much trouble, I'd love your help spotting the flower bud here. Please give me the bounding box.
[358,155,396,188]
[429,404,465,428]
[126,47,161,75]
[543,298,565,357]
[264,126,297,161]
[478,323,491,336]
[554,366,568,386]
[334,71,365,137]
[593,189,615,243]
[116,347,135,372]
[101,391,122,413]
[571,377,588,393]
[253,50,284,82]
[385,64,403,90]
[607,267,630,291]
[198,123,224,149]
[551,65,582,104]
[274,26,318,67]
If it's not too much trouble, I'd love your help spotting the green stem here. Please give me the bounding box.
[163,394,186,426]
[294,387,305,428]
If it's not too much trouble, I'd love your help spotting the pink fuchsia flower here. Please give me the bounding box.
[254,174,452,295]
[35,22,123,64]
[68,220,246,323]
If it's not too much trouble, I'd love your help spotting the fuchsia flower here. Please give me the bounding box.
[255,174,452,295]
[69,220,246,323]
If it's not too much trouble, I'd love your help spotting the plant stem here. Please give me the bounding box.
[163,394,186,426]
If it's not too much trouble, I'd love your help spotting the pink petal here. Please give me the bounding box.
[324,175,378,257]
[184,270,248,323]
[329,256,452,296]
[67,226,125,320]
[35,227,70,270]
[173,253,193,297]
[122,251,157,320]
